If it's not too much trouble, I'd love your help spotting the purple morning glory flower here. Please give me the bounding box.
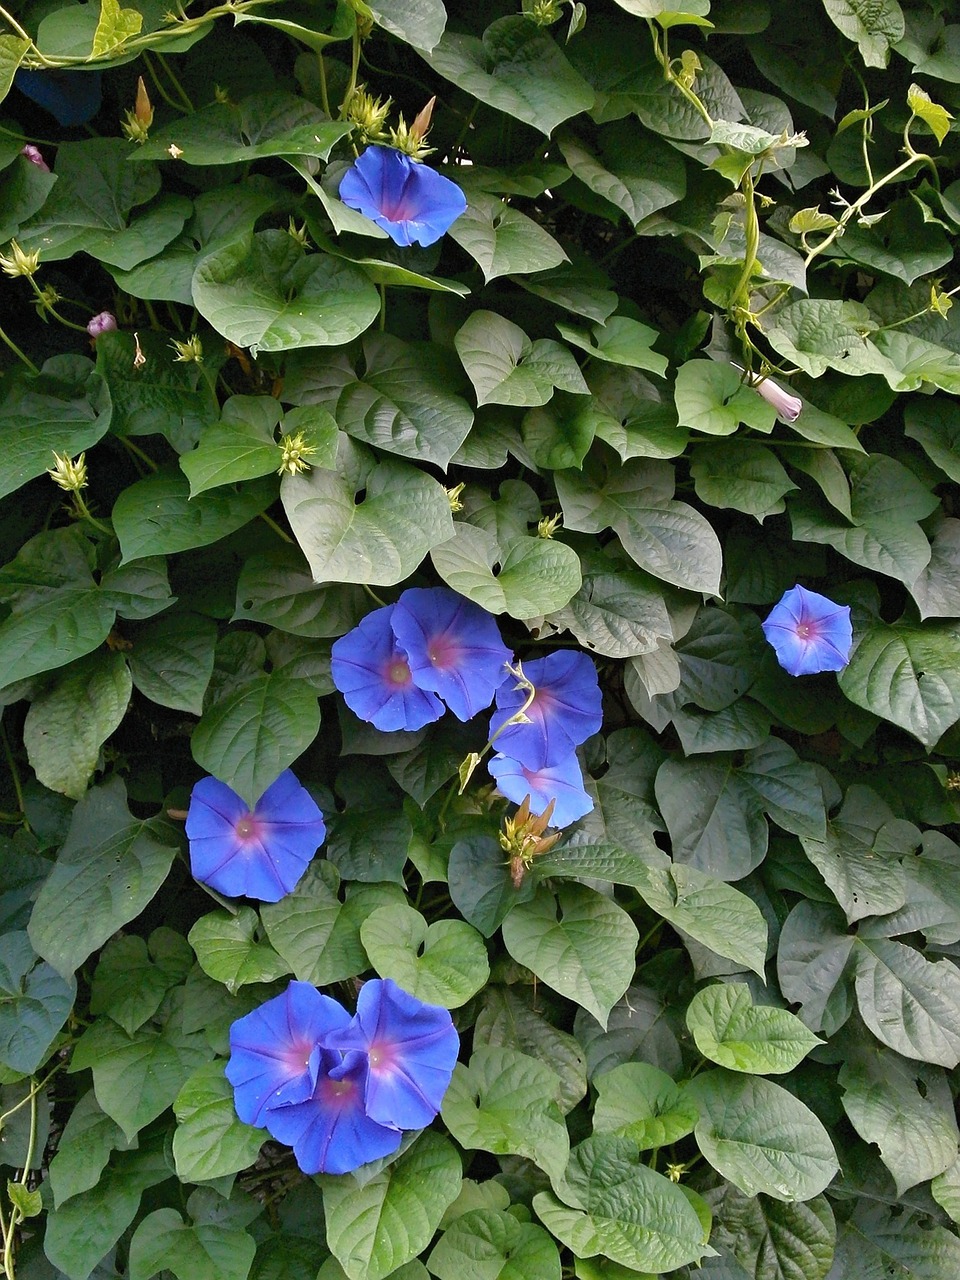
[262,1046,403,1174]
[389,587,512,722]
[326,978,460,1130]
[185,770,326,902]
[225,981,351,1126]
[488,651,603,771]
[14,69,102,126]
[762,584,853,676]
[488,752,594,829]
[331,604,445,732]
[339,145,467,248]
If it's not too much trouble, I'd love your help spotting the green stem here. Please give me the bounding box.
[0,723,27,829]
[317,51,331,118]
[0,5,33,44]
[803,152,931,268]
[258,512,294,545]
[729,167,760,311]
[0,326,38,373]
[120,437,159,472]
[362,583,387,607]
[72,492,113,536]
[142,50,189,113]
[341,27,362,118]
[156,52,194,112]
[378,283,386,332]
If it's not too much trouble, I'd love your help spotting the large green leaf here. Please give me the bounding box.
[129,1208,256,1280]
[127,611,217,716]
[69,990,213,1142]
[0,359,111,503]
[703,1182,835,1280]
[777,900,856,1038]
[557,122,685,226]
[840,1051,958,1195]
[113,467,277,563]
[455,311,587,408]
[822,0,905,66]
[592,1062,698,1149]
[441,1046,570,1183]
[360,904,489,1008]
[23,651,131,800]
[133,93,350,164]
[684,1070,839,1202]
[180,395,283,495]
[188,907,290,994]
[191,671,321,809]
[282,439,454,586]
[501,884,638,1027]
[674,361,778,436]
[685,983,822,1074]
[321,1131,462,1280]
[831,1205,960,1280]
[44,1142,171,1280]
[839,621,960,747]
[89,930,191,1038]
[853,934,960,1066]
[261,863,405,986]
[474,985,587,1115]
[47,1089,133,1207]
[544,557,671,659]
[337,334,474,468]
[691,441,798,521]
[234,547,367,637]
[655,756,768,880]
[431,521,582,618]
[193,232,380,356]
[367,0,445,48]
[532,1135,711,1273]
[422,17,594,135]
[447,191,567,281]
[18,139,189,269]
[556,457,722,594]
[172,1062,265,1183]
[0,35,29,104]
[0,527,116,689]
[0,931,75,1075]
[28,779,178,977]
[428,1208,561,1280]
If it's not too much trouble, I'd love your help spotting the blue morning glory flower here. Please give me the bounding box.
[185,770,326,902]
[326,978,460,1130]
[225,981,351,1126]
[262,1046,403,1174]
[14,69,102,126]
[489,651,603,770]
[488,752,594,829]
[390,587,513,722]
[338,145,467,248]
[331,603,445,732]
[762,584,853,676]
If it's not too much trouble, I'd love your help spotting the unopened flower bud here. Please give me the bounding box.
[389,96,437,160]
[345,85,392,143]
[0,239,41,278]
[87,311,117,338]
[445,482,465,513]
[21,144,49,172]
[286,218,311,248]
[733,363,802,424]
[170,334,203,363]
[277,430,318,476]
[47,451,88,493]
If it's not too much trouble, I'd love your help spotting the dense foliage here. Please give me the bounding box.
[2,0,960,1276]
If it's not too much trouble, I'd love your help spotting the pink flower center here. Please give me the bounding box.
[280,1040,313,1074]
[427,634,461,670]
[367,1041,396,1072]
[234,814,261,841]
[320,1075,359,1109]
[795,620,818,640]
[387,659,412,686]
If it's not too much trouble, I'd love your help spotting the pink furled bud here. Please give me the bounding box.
[21,144,50,173]
[732,364,803,424]
[86,311,117,338]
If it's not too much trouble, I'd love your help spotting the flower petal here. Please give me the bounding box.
[390,587,512,721]
[328,978,460,1130]
[762,585,853,677]
[331,604,445,732]
[339,146,467,248]
[489,651,603,770]
[226,982,351,1127]
[488,752,593,829]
